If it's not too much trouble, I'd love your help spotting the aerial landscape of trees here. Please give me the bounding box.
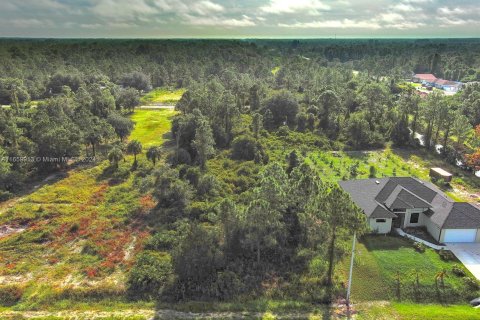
[1,39,480,313]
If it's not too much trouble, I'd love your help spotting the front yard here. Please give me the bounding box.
[340,235,480,303]
[358,302,480,320]
[338,235,480,319]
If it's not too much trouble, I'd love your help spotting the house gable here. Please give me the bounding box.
[340,177,480,237]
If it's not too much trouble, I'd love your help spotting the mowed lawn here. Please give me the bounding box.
[344,236,480,319]
[358,302,480,320]
[342,235,474,302]
[140,87,186,105]
[130,109,177,147]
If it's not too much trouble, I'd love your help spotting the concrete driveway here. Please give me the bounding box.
[446,243,480,280]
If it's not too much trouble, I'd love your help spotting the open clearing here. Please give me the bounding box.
[130,109,177,147]
[0,109,171,313]
[307,147,480,202]
[140,87,185,105]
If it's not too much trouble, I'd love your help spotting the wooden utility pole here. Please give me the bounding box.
[346,231,356,310]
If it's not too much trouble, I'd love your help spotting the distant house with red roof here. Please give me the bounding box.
[413,73,437,84]
[412,73,463,93]
[433,79,463,93]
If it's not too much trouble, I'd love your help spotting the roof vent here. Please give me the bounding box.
[375,180,380,185]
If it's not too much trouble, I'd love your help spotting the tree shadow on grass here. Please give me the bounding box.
[96,163,131,185]
[153,301,335,320]
[362,234,414,251]
[346,151,370,163]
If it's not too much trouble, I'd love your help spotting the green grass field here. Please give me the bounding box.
[129,109,177,148]
[140,87,185,105]
[358,302,480,320]
[340,235,480,319]
[341,235,476,302]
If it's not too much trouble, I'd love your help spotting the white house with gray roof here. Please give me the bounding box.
[339,177,480,243]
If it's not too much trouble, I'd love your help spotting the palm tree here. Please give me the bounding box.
[127,140,142,165]
[395,270,402,300]
[435,269,448,289]
[409,269,422,301]
[108,147,123,168]
[146,146,161,166]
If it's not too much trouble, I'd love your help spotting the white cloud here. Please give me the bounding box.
[261,0,330,15]
[80,23,103,29]
[191,1,224,15]
[436,16,476,26]
[391,3,418,12]
[184,14,255,27]
[402,0,432,3]
[379,13,405,23]
[438,7,466,16]
[90,0,224,22]
[107,22,139,28]
[7,18,54,28]
[91,0,156,20]
[279,19,381,29]
[384,21,425,29]
[21,0,67,10]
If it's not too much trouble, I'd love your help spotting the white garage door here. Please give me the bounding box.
[444,229,477,243]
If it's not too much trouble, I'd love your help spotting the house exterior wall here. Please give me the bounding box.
[369,218,392,234]
[403,208,428,228]
[425,217,441,242]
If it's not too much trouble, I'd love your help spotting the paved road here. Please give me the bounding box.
[447,243,480,280]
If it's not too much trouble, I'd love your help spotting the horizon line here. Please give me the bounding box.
[1,36,480,40]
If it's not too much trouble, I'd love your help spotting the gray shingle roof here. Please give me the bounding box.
[442,203,480,229]
[339,178,396,219]
[370,205,397,218]
[340,177,480,229]
[384,185,432,209]
[375,177,438,203]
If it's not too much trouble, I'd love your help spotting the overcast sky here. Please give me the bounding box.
[0,0,479,38]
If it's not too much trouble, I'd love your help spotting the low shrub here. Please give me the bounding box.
[0,285,24,306]
[452,264,466,277]
[369,165,377,178]
[127,250,173,300]
[145,231,177,251]
[197,175,219,198]
[0,190,12,202]
[438,248,455,261]
[413,242,426,253]
[464,276,480,289]
[81,241,100,256]
[184,166,201,186]
[167,148,192,166]
[231,135,258,161]
[59,284,125,300]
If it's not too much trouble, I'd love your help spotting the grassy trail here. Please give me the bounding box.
[140,87,185,105]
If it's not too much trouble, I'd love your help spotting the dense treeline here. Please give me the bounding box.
[1,39,480,302]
